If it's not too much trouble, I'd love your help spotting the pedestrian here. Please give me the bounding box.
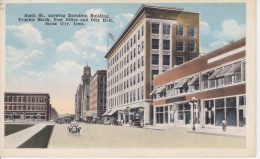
[222,118,227,132]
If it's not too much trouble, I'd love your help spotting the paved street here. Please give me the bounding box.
[48,124,245,148]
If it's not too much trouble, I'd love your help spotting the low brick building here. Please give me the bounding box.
[151,38,246,130]
[4,92,51,121]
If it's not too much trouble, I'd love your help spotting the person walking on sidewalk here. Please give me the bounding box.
[222,118,227,132]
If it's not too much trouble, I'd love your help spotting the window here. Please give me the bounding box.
[141,71,144,81]
[141,41,144,51]
[163,40,170,50]
[141,86,144,99]
[134,35,136,44]
[134,49,136,57]
[138,30,140,40]
[152,54,159,65]
[152,70,159,80]
[163,24,170,35]
[138,59,140,68]
[176,56,184,65]
[152,23,159,34]
[177,26,184,36]
[141,56,144,66]
[188,42,196,52]
[163,55,170,65]
[138,45,140,53]
[152,39,159,49]
[142,26,144,36]
[177,41,184,52]
[188,27,196,37]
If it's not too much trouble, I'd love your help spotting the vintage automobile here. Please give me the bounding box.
[67,121,81,135]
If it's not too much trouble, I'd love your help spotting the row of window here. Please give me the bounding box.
[108,86,144,108]
[153,61,245,99]
[152,23,171,35]
[107,56,144,89]
[5,96,48,103]
[5,105,47,111]
[108,25,144,69]
[152,54,170,65]
[177,26,196,38]
[108,71,144,97]
[108,51,144,87]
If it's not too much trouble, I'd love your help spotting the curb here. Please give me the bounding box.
[187,130,245,138]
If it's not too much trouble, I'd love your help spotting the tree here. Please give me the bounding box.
[51,107,59,120]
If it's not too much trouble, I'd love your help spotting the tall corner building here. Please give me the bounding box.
[104,5,200,125]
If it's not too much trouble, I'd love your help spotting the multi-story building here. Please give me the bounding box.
[75,84,82,121]
[90,70,107,118]
[81,64,92,119]
[151,38,245,130]
[104,5,200,125]
[4,92,51,121]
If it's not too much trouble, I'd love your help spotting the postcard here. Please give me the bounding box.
[0,0,257,158]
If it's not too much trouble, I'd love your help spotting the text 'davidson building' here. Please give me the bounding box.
[151,38,246,130]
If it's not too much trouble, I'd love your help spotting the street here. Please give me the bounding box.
[48,124,245,148]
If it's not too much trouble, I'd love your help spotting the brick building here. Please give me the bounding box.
[75,84,82,121]
[90,70,107,118]
[104,5,200,125]
[4,92,51,121]
[151,38,246,130]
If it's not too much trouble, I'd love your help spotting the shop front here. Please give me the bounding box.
[202,95,246,129]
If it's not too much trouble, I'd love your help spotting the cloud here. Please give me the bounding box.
[200,19,245,53]
[56,41,79,55]
[24,71,47,80]
[6,46,43,71]
[7,23,45,46]
[85,8,106,16]
[215,19,246,41]
[209,41,229,50]
[53,60,82,73]
[200,21,211,35]
[115,13,134,28]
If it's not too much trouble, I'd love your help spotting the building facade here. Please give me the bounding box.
[81,64,92,119]
[104,5,200,125]
[152,38,246,130]
[4,92,51,121]
[90,70,107,118]
[75,84,82,121]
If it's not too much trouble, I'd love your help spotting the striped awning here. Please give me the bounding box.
[188,75,199,85]
[156,85,166,94]
[216,65,232,78]
[149,89,157,96]
[208,68,222,80]
[225,62,241,76]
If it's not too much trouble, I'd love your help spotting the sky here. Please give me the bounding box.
[5,3,246,114]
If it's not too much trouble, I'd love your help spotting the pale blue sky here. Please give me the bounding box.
[5,3,246,114]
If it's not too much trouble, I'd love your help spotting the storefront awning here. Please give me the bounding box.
[216,65,232,78]
[224,62,241,76]
[187,75,199,85]
[156,85,166,94]
[149,89,157,96]
[107,109,118,116]
[175,78,189,88]
[208,68,222,80]
[102,111,109,117]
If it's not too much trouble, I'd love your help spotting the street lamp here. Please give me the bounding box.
[189,97,198,131]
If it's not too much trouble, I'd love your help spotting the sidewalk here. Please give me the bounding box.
[187,127,245,138]
[5,123,53,148]
[143,125,174,130]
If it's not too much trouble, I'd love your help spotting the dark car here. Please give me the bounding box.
[131,115,143,128]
